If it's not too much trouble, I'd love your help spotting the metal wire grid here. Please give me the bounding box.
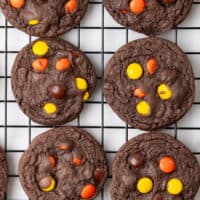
[0,0,200,199]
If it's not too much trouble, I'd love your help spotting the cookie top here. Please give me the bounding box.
[12,38,96,126]
[111,133,200,200]
[0,0,88,37]
[103,0,192,35]
[19,127,108,200]
[104,37,194,130]
[0,147,8,200]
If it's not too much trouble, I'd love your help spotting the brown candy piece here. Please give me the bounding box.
[153,194,162,200]
[50,84,65,99]
[128,152,144,167]
[94,168,105,182]
[39,176,56,192]
[39,176,52,189]
[122,174,137,189]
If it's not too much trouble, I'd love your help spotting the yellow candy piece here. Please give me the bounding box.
[136,101,151,116]
[83,91,90,101]
[167,178,183,195]
[76,77,88,91]
[43,103,57,114]
[157,84,172,100]
[42,178,56,192]
[137,177,153,194]
[32,41,49,56]
[126,63,143,80]
[28,19,40,26]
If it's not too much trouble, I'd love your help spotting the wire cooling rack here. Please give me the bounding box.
[1,0,200,199]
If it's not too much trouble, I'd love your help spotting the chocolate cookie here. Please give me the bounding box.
[12,38,96,126]
[0,147,8,200]
[0,0,88,37]
[111,133,200,200]
[103,0,192,35]
[104,37,194,130]
[19,127,108,200]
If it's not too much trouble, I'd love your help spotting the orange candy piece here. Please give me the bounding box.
[134,88,146,98]
[59,143,68,150]
[32,58,48,72]
[56,58,71,72]
[129,0,146,14]
[65,0,78,14]
[159,156,176,173]
[73,157,82,166]
[80,184,96,199]
[10,0,25,9]
[49,156,56,168]
[72,51,79,58]
[121,9,128,14]
[147,58,157,75]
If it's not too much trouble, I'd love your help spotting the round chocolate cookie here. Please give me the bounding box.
[104,37,194,130]
[0,147,8,200]
[103,0,192,35]
[0,0,88,37]
[111,133,200,200]
[12,38,96,126]
[19,127,108,200]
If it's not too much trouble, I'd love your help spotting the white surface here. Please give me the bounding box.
[0,1,200,200]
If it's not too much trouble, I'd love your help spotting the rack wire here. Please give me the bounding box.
[0,0,200,199]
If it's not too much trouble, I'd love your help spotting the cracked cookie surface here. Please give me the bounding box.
[19,127,108,200]
[103,0,192,35]
[104,37,194,130]
[0,0,88,37]
[12,38,96,126]
[111,133,200,200]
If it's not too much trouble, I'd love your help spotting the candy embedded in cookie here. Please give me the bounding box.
[65,0,78,14]
[147,58,157,75]
[19,127,108,200]
[103,0,192,35]
[126,63,143,80]
[137,177,153,194]
[32,41,49,56]
[32,58,48,72]
[127,58,173,117]
[39,176,56,192]
[1,0,89,37]
[80,184,97,199]
[104,37,194,130]
[28,19,40,26]
[159,156,175,173]
[55,58,71,72]
[111,133,200,200]
[129,0,146,15]
[12,38,96,126]
[157,84,172,100]
[167,178,183,195]
[9,0,25,9]
[136,101,151,116]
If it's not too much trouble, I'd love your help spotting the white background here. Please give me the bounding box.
[1,0,200,199]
